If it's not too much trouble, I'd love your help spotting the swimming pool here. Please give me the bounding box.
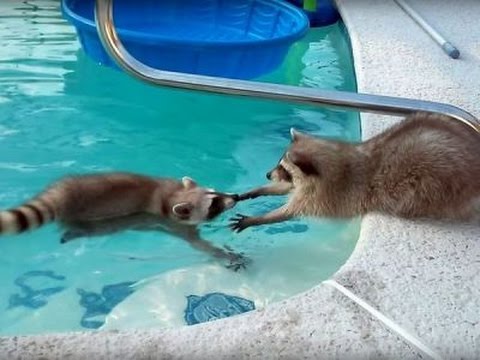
[0,0,360,335]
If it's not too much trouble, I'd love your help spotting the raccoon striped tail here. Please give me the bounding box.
[0,197,56,235]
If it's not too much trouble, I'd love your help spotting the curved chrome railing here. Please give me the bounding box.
[94,0,479,132]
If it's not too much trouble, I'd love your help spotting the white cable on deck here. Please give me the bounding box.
[323,279,444,360]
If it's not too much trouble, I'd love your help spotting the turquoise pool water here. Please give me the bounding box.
[0,0,360,335]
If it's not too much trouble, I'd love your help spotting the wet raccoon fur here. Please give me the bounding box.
[0,172,247,270]
[230,112,480,232]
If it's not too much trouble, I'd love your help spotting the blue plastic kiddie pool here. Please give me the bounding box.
[62,0,309,79]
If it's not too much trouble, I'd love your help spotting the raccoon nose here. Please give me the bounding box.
[266,171,272,180]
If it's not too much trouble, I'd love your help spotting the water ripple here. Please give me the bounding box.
[0,0,79,97]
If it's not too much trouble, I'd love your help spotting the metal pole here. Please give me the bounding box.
[94,0,477,131]
[394,0,460,59]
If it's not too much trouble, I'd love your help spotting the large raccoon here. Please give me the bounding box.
[230,112,480,232]
[0,172,247,270]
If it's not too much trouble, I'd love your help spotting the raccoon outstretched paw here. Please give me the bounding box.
[236,193,252,201]
[237,192,261,201]
[229,214,252,233]
[225,253,251,272]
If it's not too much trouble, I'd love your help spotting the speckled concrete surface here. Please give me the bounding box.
[333,1,480,358]
[1,1,479,359]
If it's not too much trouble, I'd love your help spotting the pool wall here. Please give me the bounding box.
[1,0,480,358]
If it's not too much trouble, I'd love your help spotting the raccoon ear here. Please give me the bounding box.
[182,176,197,189]
[290,128,306,142]
[285,151,319,176]
[172,202,194,218]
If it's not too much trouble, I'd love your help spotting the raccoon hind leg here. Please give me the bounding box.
[60,228,89,243]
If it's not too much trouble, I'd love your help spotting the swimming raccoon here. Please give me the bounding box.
[230,112,480,232]
[0,172,247,270]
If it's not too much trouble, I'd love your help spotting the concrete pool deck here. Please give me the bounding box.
[1,0,479,358]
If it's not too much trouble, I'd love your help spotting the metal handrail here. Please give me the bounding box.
[94,0,479,132]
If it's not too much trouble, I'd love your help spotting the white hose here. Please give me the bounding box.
[323,279,444,360]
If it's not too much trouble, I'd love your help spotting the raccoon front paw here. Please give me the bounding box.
[225,253,251,272]
[237,192,257,201]
[229,214,253,233]
[236,194,250,201]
